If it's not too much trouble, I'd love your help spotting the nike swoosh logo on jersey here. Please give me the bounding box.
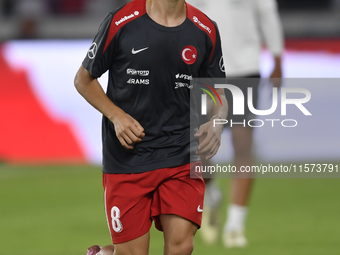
[132,47,149,54]
[197,205,203,212]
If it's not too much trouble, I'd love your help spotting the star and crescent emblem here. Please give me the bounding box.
[181,45,197,65]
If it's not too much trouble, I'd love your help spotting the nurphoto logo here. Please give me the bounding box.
[199,83,312,128]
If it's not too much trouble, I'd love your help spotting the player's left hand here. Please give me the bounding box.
[194,120,223,160]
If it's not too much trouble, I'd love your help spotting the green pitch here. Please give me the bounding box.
[0,164,339,255]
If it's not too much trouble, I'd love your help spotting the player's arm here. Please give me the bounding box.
[255,0,284,87]
[77,12,145,149]
[195,21,228,159]
[74,66,145,149]
[195,88,228,159]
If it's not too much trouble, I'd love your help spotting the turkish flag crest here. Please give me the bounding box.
[181,45,197,65]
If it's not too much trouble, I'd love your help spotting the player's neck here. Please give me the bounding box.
[146,0,186,27]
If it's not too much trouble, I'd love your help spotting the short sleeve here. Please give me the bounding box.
[200,22,226,79]
[82,12,117,78]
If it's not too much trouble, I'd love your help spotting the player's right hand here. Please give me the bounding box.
[111,111,145,149]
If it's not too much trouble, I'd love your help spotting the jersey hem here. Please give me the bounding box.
[102,158,201,174]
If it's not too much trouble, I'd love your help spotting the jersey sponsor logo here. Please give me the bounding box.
[197,205,203,212]
[87,42,97,59]
[219,56,225,72]
[175,82,193,89]
[131,47,148,54]
[181,45,197,65]
[175,73,193,80]
[127,68,149,76]
[127,78,149,85]
[193,16,212,34]
[115,11,140,26]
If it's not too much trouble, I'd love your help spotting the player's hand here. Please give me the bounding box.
[111,111,145,150]
[270,68,282,88]
[194,120,223,160]
[270,57,283,88]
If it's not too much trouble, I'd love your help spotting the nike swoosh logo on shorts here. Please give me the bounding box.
[197,205,203,212]
[132,47,149,54]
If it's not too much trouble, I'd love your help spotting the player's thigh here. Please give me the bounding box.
[160,214,197,255]
[113,232,150,255]
[150,163,205,232]
[103,173,154,245]
[98,245,115,255]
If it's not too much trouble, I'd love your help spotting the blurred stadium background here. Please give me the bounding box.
[0,1,339,255]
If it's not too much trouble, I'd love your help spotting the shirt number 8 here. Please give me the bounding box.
[111,206,123,233]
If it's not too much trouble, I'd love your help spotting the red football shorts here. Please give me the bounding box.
[103,162,204,244]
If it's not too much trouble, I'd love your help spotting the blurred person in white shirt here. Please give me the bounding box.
[188,0,284,248]
[15,0,47,38]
